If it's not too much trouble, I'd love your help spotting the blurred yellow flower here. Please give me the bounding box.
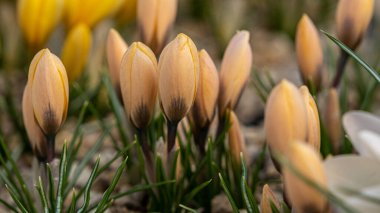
[138,0,178,55]
[28,49,69,137]
[115,0,137,25]
[324,88,342,153]
[61,24,92,82]
[17,0,63,49]
[296,14,323,90]
[260,184,280,213]
[64,0,122,29]
[228,110,247,167]
[120,42,158,129]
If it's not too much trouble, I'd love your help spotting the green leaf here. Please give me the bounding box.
[218,173,239,213]
[0,197,18,212]
[322,30,380,83]
[55,143,68,213]
[68,190,77,213]
[5,185,28,213]
[47,164,56,210]
[101,73,129,146]
[184,179,212,202]
[36,177,49,213]
[95,156,128,213]
[240,154,259,213]
[77,156,100,213]
[179,204,198,213]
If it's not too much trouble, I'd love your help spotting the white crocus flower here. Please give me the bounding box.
[324,111,380,213]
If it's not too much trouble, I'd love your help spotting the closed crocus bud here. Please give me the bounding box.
[190,49,219,129]
[18,0,63,49]
[120,42,158,129]
[336,0,374,50]
[299,86,321,151]
[283,142,328,213]
[218,31,252,118]
[260,184,280,213]
[106,29,128,96]
[22,84,48,162]
[296,14,323,90]
[158,33,199,152]
[264,80,307,156]
[28,49,69,137]
[324,88,342,153]
[138,0,177,54]
[158,33,199,124]
[228,110,247,167]
[61,24,92,82]
[64,0,122,29]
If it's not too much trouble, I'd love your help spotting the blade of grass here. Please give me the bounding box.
[0,198,18,212]
[55,143,68,213]
[5,185,28,213]
[77,156,100,213]
[68,190,77,213]
[0,137,35,212]
[94,156,128,213]
[240,153,259,213]
[184,179,212,202]
[101,73,129,146]
[47,164,55,210]
[179,204,198,213]
[322,30,380,83]
[218,173,239,213]
[36,177,49,213]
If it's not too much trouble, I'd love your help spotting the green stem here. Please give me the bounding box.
[46,135,55,163]
[332,50,349,88]
[167,122,178,154]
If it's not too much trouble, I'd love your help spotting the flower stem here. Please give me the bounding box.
[167,122,178,154]
[332,50,349,88]
[46,134,55,163]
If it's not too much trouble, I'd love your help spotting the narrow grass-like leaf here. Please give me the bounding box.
[36,177,49,213]
[46,164,55,210]
[5,185,28,213]
[55,143,68,213]
[64,131,107,196]
[240,153,259,213]
[101,73,129,146]
[322,30,380,83]
[270,201,280,213]
[68,190,77,213]
[77,156,100,213]
[184,179,212,202]
[179,204,198,213]
[0,137,35,212]
[0,197,18,212]
[95,156,128,213]
[68,101,89,153]
[111,180,176,200]
[218,173,239,213]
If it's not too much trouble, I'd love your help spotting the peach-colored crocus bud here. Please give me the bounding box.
[324,88,342,153]
[336,0,374,50]
[228,110,247,167]
[218,30,252,118]
[106,28,128,96]
[28,49,69,137]
[264,80,307,155]
[17,0,63,49]
[120,42,158,129]
[22,84,48,162]
[283,142,328,213]
[190,49,219,129]
[158,33,199,124]
[299,86,320,151]
[61,24,92,82]
[138,0,178,54]
[296,14,323,90]
[260,184,280,213]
